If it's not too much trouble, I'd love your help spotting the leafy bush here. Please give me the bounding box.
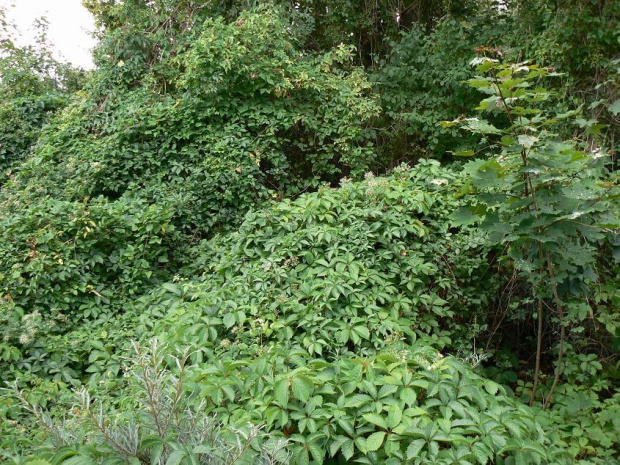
[1,2,618,462]
[444,57,620,462]
[142,160,494,358]
[510,0,620,145]
[3,340,289,465]
[372,8,513,163]
[0,195,182,386]
[0,12,85,186]
[117,161,566,463]
[180,346,564,464]
[9,7,377,237]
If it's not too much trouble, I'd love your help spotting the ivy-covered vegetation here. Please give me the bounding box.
[0,1,618,464]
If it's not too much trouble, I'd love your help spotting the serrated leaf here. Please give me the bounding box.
[274,379,289,406]
[329,436,348,457]
[292,376,314,402]
[518,134,538,149]
[366,432,386,452]
[387,406,402,429]
[406,439,426,459]
[464,118,502,134]
[345,394,371,408]
[353,325,370,339]
[354,437,367,454]
[308,440,325,462]
[162,283,181,295]
[341,439,354,460]
[363,413,387,429]
[400,387,416,406]
[222,312,236,329]
[450,206,479,227]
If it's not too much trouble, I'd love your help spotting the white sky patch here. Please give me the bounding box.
[1,0,97,69]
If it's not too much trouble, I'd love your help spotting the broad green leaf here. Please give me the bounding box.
[363,413,387,429]
[387,406,402,429]
[165,450,186,465]
[366,432,386,452]
[274,379,289,406]
[609,99,620,116]
[292,376,314,402]
[406,439,426,459]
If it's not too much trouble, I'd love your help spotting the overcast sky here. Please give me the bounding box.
[1,0,97,69]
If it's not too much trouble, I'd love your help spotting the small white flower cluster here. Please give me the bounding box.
[428,353,445,371]
[19,310,42,345]
[364,172,388,197]
[404,352,445,371]
[384,331,402,345]
[457,350,489,369]
[397,349,409,363]
[282,255,299,269]
[392,163,411,176]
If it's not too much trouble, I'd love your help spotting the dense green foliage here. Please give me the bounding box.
[0,1,618,464]
[0,13,85,185]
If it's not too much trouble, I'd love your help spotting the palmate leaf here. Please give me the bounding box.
[476,95,504,112]
[472,442,492,465]
[293,447,309,465]
[517,134,538,149]
[308,438,325,463]
[463,118,503,135]
[329,435,349,457]
[400,387,417,406]
[449,206,480,227]
[387,406,403,429]
[339,439,355,461]
[345,394,372,408]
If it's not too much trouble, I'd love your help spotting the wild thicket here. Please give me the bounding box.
[0,1,618,464]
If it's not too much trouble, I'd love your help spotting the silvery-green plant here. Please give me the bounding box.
[7,340,289,465]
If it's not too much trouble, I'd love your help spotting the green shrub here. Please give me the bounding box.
[121,161,566,463]
[0,12,85,186]
[0,195,182,386]
[372,10,512,163]
[3,340,289,465]
[9,7,377,237]
[142,160,495,358]
[178,346,564,464]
